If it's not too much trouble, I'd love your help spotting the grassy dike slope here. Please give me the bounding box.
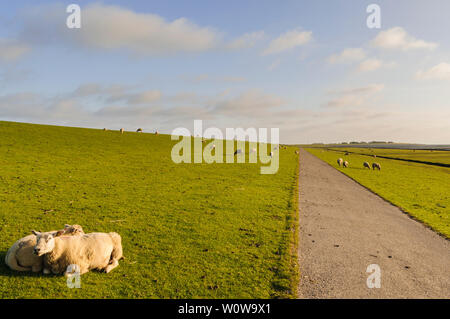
[0,121,299,298]
[306,148,450,238]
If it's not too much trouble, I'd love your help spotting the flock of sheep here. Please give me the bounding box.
[337,157,381,170]
[104,128,159,135]
[5,224,123,276]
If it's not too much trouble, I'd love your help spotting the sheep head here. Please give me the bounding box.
[32,231,55,256]
[63,224,84,235]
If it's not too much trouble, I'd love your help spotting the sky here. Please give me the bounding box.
[0,0,449,144]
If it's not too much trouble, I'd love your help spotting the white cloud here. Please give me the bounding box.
[268,59,281,71]
[227,31,265,49]
[326,84,384,107]
[416,63,450,81]
[21,3,220,55]
[214,89,287,116]
[371,27,437,51]
[327,48,366,64]
[262,29,312,55]
[0,39,30,62]
[357,58,383,72]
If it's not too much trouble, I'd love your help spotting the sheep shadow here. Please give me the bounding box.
[0,250,60,278]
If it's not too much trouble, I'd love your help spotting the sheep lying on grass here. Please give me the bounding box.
[34,231,123,275]
[343,161,349,168]
[337,158,343,167]
[5,225,84,272]
[372,162,381,170]
[363,162,371,169]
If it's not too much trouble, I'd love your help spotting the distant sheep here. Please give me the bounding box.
[295,150,299,155]
[337,158,343,167]
[136,128,143,133]
[155,130,159,135]
[103,128,107,131]
[343,161,349,168]
[34,231,123,276]
[372,162,381,170]
[5,225,84,272]
[363,162,371,169]
[120,128,124,134]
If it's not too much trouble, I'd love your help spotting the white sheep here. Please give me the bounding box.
[343,161,349,168]
[337,158,343,167]
[34,231,123,275]
[5,225,84,272]
[120,128,124,134]
[372,162,381,170]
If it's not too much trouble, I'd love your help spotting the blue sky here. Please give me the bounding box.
[0,1,449,143]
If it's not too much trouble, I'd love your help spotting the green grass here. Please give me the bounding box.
[0,121,299,299]
[327,147,450,165]
[306,148,450,238]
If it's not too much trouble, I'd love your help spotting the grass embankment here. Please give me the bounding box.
[306,148,450,238]
[0,121,299,298]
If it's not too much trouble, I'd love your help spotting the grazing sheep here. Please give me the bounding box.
[363,162,371,169]
[295,150,299,155]
[372,162,381,170]
[34,232,123,276]
[136,128,143,133]
[343,161,349,168]
[120,128,124,134]
[337,158,343,167]
[5,225,84,272]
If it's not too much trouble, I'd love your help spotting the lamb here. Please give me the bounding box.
[34,231,123,275]
[5,224,84,272]
[136,128,143,133]
[372,162,381,170]
[337,158,343,167]
[343,161,349,168]
[120,128,124,134]
[363,162,371,169]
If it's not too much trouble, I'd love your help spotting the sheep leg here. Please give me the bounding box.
[104,259,119,273]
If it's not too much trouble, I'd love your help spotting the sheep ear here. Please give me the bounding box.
[55,230,65,237]
[32,230,40,236]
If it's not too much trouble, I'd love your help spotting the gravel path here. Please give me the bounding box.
[297,148,450,298]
